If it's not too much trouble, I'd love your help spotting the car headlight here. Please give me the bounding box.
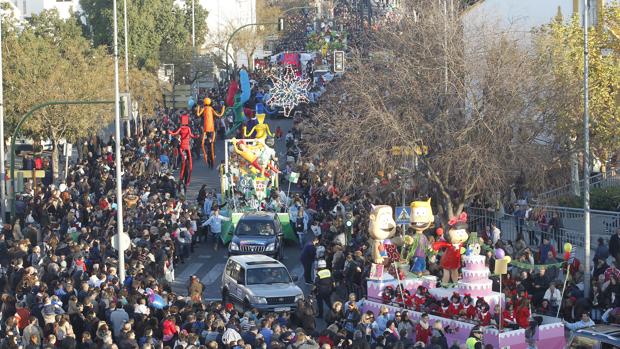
[295,294,304,302]
[229,242,239,251]
[251,295,267,304]
[265,243,275,251]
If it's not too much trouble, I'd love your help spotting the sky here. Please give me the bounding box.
[467,0,575,31]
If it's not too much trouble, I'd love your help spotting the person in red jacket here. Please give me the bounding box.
[476,302,492,326]
[412,286,427,311]
[460,294,477,319]
[436,298,453,318]
[415,313,432,345]
[502,302,518,329]
[448,292,461,318]
[162,315,179,346]
[516,298,532,329]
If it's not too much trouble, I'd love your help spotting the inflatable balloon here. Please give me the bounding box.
[564,251,571,261]
[564,242,572,253]
[504,256,512,264]
[495,248,505,259]
[436,227,444,236]
[239,69,251,105]
[149,294,166,309]
[187,98,195,109]
[225,80,239,107]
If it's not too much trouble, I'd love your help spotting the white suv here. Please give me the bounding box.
[221,255,304,312]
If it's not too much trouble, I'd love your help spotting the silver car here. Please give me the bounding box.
[221,255,304,312]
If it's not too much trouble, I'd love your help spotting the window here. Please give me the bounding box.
[236,221,276,236]
[246,267,291,285]
[236,267,245,285]
[225,261,236,277]
[569,336,599,349]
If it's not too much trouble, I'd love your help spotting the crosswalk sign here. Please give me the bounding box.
[395,206,411,225]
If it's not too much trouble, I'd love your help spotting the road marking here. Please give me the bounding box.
[175,263,203,282]
[201,263,225,285]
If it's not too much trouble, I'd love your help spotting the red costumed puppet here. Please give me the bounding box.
[433,212,469,285]
[169,114,198,187]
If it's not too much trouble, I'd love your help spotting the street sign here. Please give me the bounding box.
[111,232,131,251]
[289,172,300,184]
[395,206,411,225]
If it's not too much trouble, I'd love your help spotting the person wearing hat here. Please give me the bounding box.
[466,326,484,349]
[314,259,334,319]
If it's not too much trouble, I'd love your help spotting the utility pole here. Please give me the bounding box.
[191,0,196,99]
[0,13,6,224]
[112,0,126,284]
[583,0,591,298]
[123,0,131,137]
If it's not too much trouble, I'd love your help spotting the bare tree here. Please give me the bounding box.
[303,1,555,219]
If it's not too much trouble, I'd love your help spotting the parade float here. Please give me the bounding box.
[359,201,566,349]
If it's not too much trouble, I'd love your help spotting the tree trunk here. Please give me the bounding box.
[51,139,59,183]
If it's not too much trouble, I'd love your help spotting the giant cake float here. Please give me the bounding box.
[362,203,565,349]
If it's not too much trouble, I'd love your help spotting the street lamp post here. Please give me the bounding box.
[583,0,591,298]
[112,0,126,284]
[0,13,6,224]
[123,0,131,137]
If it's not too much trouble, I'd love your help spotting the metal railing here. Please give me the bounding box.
[465,206,615,263]
[536,169,620,203]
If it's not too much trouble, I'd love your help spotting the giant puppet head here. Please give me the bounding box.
[369,205,396,264]
[410,198,434,231]
[180,113,190,126]
[369,205,396,241]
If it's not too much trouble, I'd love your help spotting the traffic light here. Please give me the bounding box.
[334,51,345,73]
[278,18,285,31]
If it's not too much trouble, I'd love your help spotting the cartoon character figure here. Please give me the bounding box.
[368,205,396,265]
[409,199,434,275]
[196,97,225,168]
[231,139,278,178]
[432,212,469,285]
[244,112,273,141]
[168,114,199,187]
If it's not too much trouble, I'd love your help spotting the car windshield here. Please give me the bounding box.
[246,267,291,285]
[236,220,275,236]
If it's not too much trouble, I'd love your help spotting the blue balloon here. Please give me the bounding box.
[149,294,166,309]
[239,69,251,105]
[187,98,195,109]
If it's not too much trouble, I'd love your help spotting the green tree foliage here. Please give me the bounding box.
[3,10,115,179]
[80,0,208,70]
[534,3,620,169]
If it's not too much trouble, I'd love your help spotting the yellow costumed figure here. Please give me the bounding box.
[244,113,273,141]
[196,98,225,168]
[231,139,279,178]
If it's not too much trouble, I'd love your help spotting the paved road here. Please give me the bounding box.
[168,117,316,301]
